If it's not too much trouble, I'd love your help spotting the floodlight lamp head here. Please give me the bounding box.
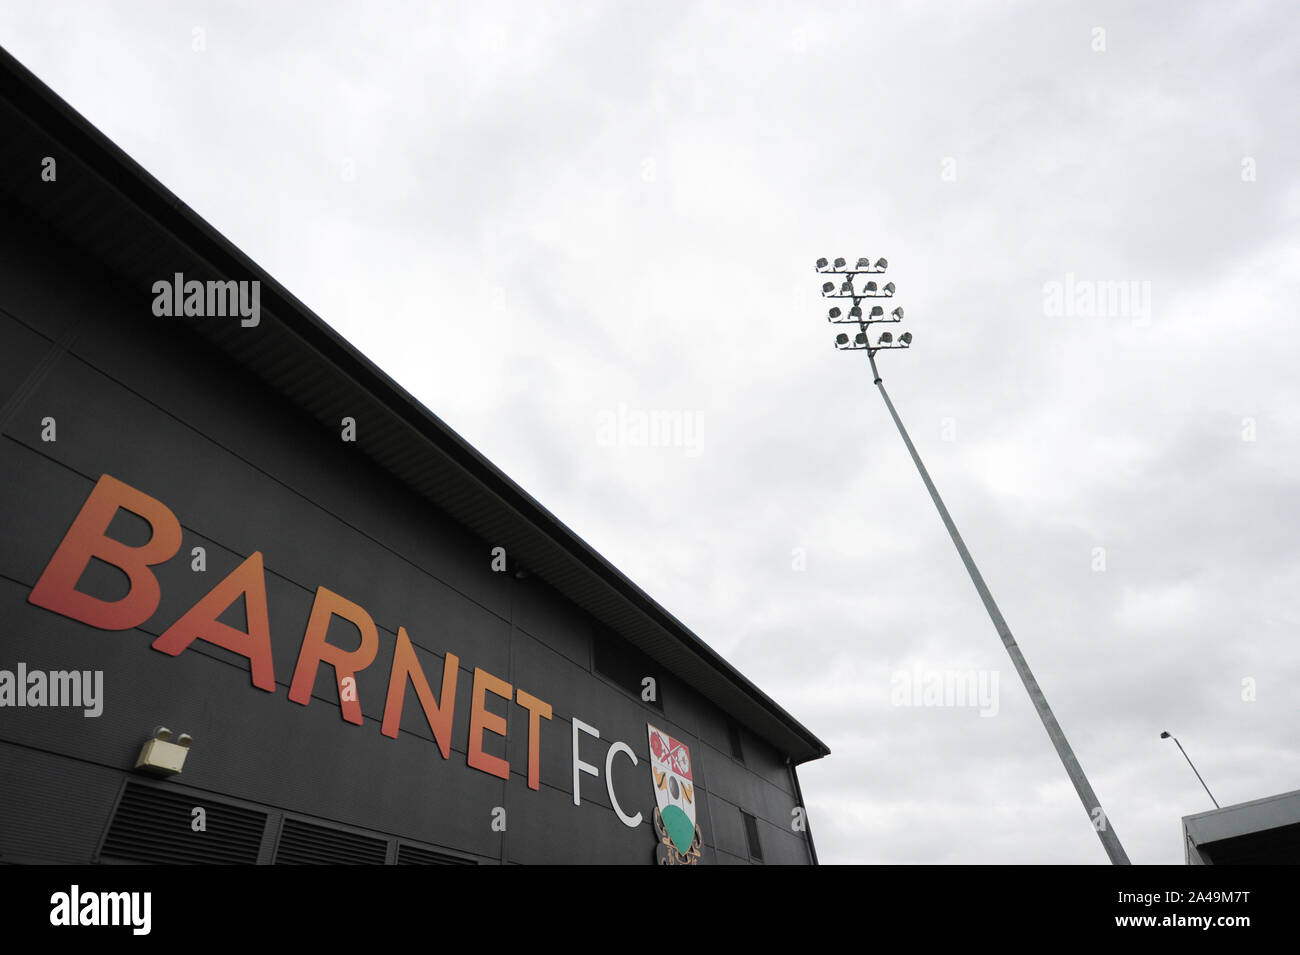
[891,307,904,320]
[854,332,867,345]
[856,257,871,269]
[899,331,913,345]
[152,726,173,742]
[822,282,834,294]
[816,257,829,270]
[874,258,887,270]
[828,307,841,319]
[839,280,853,294]
[835,333,849,345]
[863,281,877,292]
[1160,731,1171,739]
[870,305,884,318]
[883,282,896,295]
[833,257,847,269]
[879,332,893,344]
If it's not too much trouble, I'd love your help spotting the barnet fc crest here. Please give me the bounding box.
[648,724,702,864]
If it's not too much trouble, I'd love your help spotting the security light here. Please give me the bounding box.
[136,726,193,777]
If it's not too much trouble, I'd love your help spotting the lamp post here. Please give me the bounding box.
[1160,731,1219,808]
[819,257,1131,865]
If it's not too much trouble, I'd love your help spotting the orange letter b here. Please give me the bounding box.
[28,474,183,630]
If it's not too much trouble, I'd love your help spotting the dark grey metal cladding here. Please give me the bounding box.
[0,741,124,864]
[0,253,815,863]
[0,219,815,866]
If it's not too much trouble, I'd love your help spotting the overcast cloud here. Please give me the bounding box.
[3,0,1297,863]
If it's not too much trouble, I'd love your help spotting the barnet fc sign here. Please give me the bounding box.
[27,474,707,863]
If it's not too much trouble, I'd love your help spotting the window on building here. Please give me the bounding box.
[728,720,745,762]
[592,626,664,711]
[741,809,763,862]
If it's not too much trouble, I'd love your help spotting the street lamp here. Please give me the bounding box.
[1160,731,1219,808]
[818,257,1131,866]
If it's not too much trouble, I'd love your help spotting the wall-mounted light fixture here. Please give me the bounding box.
[134,726,193,777]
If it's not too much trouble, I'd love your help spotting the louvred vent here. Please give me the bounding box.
[396,843,477,865]
[273,817,387,865]
[101,782,266,864]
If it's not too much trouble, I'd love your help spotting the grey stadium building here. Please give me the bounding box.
[0,46,828,866]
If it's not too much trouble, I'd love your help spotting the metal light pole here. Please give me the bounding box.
[818,257,1131,865]
[1160,731,1219,808]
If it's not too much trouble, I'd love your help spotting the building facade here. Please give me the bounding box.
[0,47,828,865]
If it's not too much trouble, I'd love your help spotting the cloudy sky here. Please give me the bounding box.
[4,1,1297,864]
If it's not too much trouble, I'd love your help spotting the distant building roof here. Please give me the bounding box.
[1182,788,1300,864]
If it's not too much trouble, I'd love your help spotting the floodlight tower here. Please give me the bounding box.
[818,257,1131,865]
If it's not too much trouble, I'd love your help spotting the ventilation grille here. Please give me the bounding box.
[101,782,266,864]
[742,810,763,862]
[397,843,477,865]
[274,817,387,865]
